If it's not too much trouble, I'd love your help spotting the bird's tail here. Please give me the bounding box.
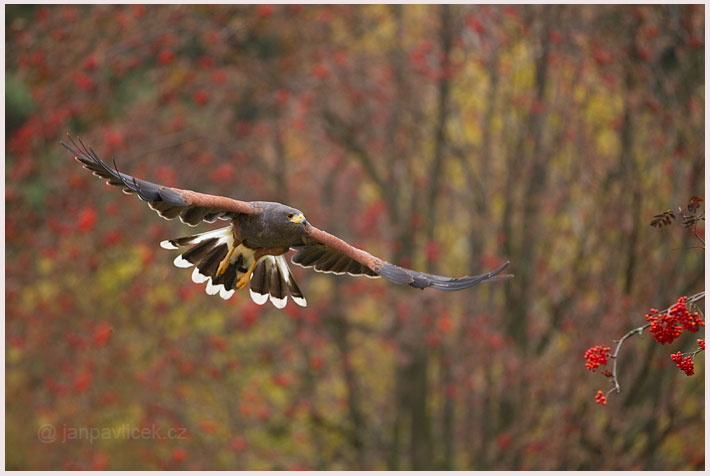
[248,255,307,308]
[160,225,307,308]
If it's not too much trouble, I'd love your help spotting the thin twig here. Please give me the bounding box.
[693,231,705,249]
[678,346,705,359]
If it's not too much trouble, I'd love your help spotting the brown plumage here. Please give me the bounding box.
[62,135,513,309]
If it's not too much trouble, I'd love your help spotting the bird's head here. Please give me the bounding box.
[282,206,307,228]
[261,202,308,235]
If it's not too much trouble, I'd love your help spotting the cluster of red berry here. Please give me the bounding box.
[670,351,695,376]
[645,296,704,344]
[595,390,607,406]
[671,296,704,333]
[645,308,683,344]
[587,296,704,406]
[584,345,611,371]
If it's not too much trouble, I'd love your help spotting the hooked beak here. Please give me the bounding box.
[289,213,306,224]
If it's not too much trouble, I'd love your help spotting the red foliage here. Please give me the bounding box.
[102,229,123,246]
[73,72,95,91]
[211,69,227,85]
[230,436,248,452]
[198,56,214,69]
[178,361,194,377]
[272,374,291,388]
[257,5,274,18]
[425,241,440,263]
[93,322,113,347]
[466,14,485,35]
[234,121,250,137]
[83,55,98,71]
[154,165,178,187]
[77,207,98,233]
[316,8,333,23]
[193,90,209,106]
[171,447,187,463]
[437,314,453,334]
[92,451,109,470]
[201,32,220,48]
[73,369,93,393]
[207,335,228,352]
[199,420,216,434]
[688,36,703,48]
[132,4,146,17]
[497,432,512,449]
[69,173,88,190]
[157,49,175,65]
[425,333,440,348]
[311,64,329,79]
[100,391,118,406]
[275,89,290,105]
[209,163,235,183]
[241,305,259,328]
[592,46,613,66]
[309,355,325,371]
[104,129,124,148]
[36,7,49,22]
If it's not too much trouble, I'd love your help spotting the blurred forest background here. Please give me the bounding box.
[5,4,705,470]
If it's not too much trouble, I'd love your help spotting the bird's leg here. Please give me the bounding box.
[235,259,259,290]
[216,224,242,277]
[235,246,289,290]
[216,244,238,277]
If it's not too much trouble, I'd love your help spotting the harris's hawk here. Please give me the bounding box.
[62,136,512,309]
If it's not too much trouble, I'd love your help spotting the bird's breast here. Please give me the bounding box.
[234,215,301,249]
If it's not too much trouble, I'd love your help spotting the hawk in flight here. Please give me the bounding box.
[62,136,512,309]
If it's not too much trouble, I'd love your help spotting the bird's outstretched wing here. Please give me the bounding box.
[294,225,513,290]
[61,135,257,225]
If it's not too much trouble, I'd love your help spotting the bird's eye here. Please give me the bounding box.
[288,213,294,219]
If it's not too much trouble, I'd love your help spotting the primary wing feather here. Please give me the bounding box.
[296,225,512,290]
[62,135,256,225]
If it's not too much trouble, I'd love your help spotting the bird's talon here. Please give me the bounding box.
[216,260,228,277]
[216,247,236,277]
[235,259,258,290]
